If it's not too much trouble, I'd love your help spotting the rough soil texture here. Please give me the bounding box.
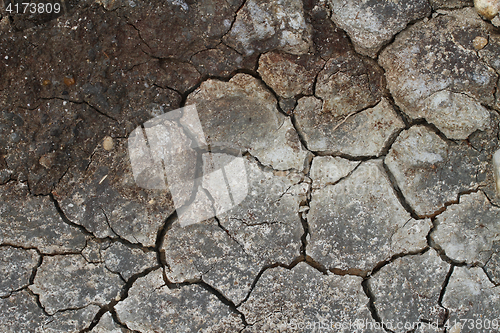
[1,0,500,332]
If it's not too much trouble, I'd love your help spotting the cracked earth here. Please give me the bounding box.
[1,0,500,332]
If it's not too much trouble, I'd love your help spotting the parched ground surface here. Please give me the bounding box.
[1,0,500,332]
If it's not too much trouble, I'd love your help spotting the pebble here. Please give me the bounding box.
[473,36,488,50]
[63,75,76,86]
[474,0,500,19]
[102,136,114,150]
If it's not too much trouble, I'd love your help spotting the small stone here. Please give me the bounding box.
[102,136,114,151]
[115,269,244,332]
[473,35,488,49]
[224,0,312,55]
[294,97,404,156]
[369,250,450,331]
[308,160,431,273]
[431,191,500,265]
[385,126,485,217]
[29,254,124,315]
[0,246,39,297]
[310,156,360,189]
[239,263,375,330]
[474,0,500,19]
[329,0,431,57]
[185,74,312,171]
[63,75,76,86]
[102,242,158,281]
[442,267,500,328]
[0,182,87,254]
